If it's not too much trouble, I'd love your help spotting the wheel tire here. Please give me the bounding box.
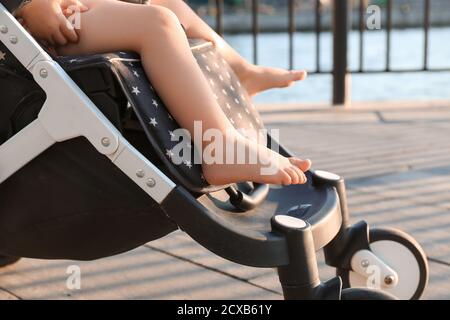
[0,255,21,268]
[341,288,397,300]
[337,227,428,300]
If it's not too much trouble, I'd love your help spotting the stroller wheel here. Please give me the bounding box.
[0,255,21,268]
[337,227,428,300]
[340,288,397,300]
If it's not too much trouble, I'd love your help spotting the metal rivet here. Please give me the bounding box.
[9,35,18,44]
[101,137,110,147]
[361,260,369,268]
[39,68,48,78]
[384,275,395,285]
[0,25,8,34]
[136,170,145,178]
[146,178,156,188]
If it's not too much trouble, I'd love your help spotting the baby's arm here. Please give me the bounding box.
[16,0,88,46]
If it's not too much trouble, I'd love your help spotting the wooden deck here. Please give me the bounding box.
[1,101,450,300]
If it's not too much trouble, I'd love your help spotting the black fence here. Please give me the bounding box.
[210,0,450,105]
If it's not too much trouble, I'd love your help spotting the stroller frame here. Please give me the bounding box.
[0,5,429,300]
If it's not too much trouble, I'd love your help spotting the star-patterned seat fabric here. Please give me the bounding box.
[1,39,265,193]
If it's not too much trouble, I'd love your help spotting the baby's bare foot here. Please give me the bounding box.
[202,135,311,186]
[238,65,307,96]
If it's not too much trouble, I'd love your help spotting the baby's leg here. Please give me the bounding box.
[59,0,230,136]
[58,0,310,185]
[151,0,307,96]
[150,0,251,77]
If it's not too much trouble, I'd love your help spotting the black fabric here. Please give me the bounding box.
[0,136,178,260]
[0,70,44,144]
[0,41,29,76]
[0,47,179,260]
[0,38,266,259]
[0,0,23,13]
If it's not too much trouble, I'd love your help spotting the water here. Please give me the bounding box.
[224,27,450,104]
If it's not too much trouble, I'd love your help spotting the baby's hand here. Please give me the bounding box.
[18,0,87,46]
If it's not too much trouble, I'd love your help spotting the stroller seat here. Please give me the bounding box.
[0,5,429,300]
[57,39,264,193]
[55,40,342,266]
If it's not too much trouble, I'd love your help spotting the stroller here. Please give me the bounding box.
[0,4,428,300]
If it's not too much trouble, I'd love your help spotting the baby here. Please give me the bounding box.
[6,0,311,185]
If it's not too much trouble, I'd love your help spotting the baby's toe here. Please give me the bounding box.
[285,167,299,184]
[290,70,307,81]
[289,158,311,172]
[279,170,292,185]
[290,165,307,184]
[299,171,307,184]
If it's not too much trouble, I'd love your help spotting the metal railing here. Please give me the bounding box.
[209,0,450,106]
[354,0,441,73]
